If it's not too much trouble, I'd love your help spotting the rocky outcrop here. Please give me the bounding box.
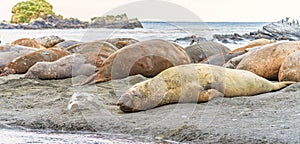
[214,17,300,43]
[90,14,143,29]
[0,14,143,29]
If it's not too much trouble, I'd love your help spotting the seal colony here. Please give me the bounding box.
[117,64,295,112]
[0,35,299,113]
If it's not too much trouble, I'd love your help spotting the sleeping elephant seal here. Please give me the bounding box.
[11,38,45,49]
[103,38,139,49]
[184,41,230,63]
[237,41,300,80]
[34,35,65,48]
[278,51,300,82]
[1,48,69,75]
[230,38,275,53]
[65,41,118,67]
[118,64,294,112]
[82,39,191,85]
[24,54,96,80]
[201,51,247,66]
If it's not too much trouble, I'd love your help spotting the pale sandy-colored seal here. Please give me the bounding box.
[184,41,230,63]
[24,54,96,80]
[117,64,294,112]
[11,38,45,49]
[230,38,275,53]
[34,35,65,48]
[82,39,191,85]
[237,41,300,80]
[1,48,69,75]
[278,51,300,82]
[66,41,118,67]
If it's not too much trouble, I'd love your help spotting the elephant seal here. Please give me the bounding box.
[66,41,118,67]
[117,64,294,112]
[1,48,69,75]
[278,51,300,82]
[184,41,230,63]
[54,40,82,50]
[11,38,45,49]
[0,44,38,53]
[237,41,300,80]
[230,38,275,53]
[34,35,65,48]
[82,39,191,85]
[24,54,96,80]
[0,49,37,72]
[201,51,247,66]
[103,38,139,49]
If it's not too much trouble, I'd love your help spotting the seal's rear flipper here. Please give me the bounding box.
[198,89,224,102]
[274,81,296,90]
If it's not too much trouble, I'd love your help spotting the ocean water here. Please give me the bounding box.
[0,22,268,143]
[0,22,269,49]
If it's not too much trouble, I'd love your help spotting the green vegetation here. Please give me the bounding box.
[11,0,56,24]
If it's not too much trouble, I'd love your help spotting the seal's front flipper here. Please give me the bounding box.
[198,89,224,102]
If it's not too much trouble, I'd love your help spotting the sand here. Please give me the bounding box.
[0,74,299,143]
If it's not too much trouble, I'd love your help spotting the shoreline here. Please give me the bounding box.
[1,74,299,143]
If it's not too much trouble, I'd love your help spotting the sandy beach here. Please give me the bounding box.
[0,74,299,143]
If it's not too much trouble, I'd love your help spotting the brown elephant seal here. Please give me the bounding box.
[117,64,294,112]
[24,54,96,80]
[230,38,275,53]
[184,41,230,63]
[237,41,300,80]
[0,48,37,72]
[1,48,69,75]
[82,39,191,85]
[54,40,82,50]
[0,44,38,53]
[278,51,300,82]
[11,38,45,49]
[34,35,65,48]
[103,38,139,49]
[66,41,118,67]
[201,51,247,66]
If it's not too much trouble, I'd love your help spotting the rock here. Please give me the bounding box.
[213,17,300,43]
[184,41,231,63]
[174,36,207,45]
[0,14,142,29]
[34,35,65,48]
[89,14,143,29]
[278,51,300,82]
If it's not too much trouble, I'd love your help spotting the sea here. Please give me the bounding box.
[0,21,269,144]
[0,22,269,49]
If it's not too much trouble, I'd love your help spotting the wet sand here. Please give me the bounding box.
[0,74,299,143]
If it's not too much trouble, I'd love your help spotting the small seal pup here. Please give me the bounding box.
[117,64,294,112]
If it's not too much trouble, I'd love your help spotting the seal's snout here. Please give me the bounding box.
[117,93,135,112]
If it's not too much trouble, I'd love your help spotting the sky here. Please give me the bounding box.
[0,0,300,22]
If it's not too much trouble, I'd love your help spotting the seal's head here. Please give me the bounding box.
[117,80,150,112]
[117,78,166,112]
